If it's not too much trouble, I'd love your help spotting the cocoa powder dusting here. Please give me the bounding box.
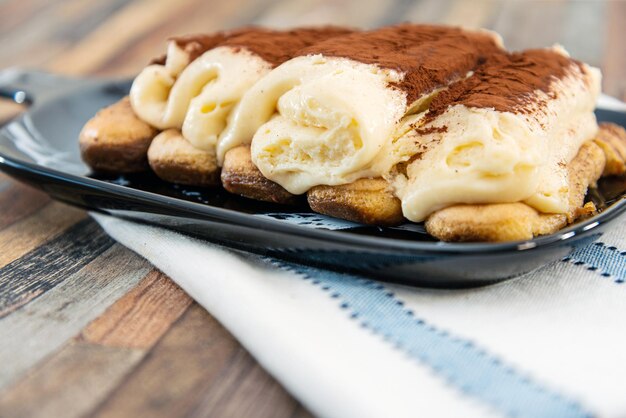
[166,26,353,67]
[161,25,585,126]
[299,24,504,104]
[414,125,448,135]
[425,49,587,120]
[219,27,354,67]
[168,32,234,62]
[149,31,236,65]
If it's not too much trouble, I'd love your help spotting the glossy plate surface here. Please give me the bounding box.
[1,69,625,287]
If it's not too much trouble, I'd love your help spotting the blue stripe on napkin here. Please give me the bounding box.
[563,242,626,283]
[274,260,591,418]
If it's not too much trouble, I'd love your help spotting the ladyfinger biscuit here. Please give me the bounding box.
[221,145,297,204]
[147,129,219,186]
[425,139,607,242]
[79,97,158,173]
[307,179,404,226]
[594,122,626,176]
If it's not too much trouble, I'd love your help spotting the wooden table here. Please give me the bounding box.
[0,1,624,416]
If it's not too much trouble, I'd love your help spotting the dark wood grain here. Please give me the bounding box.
[80,270,193,349]
[185,347,312,418]
[0,180,50,230]
[0,219,114,317]
[0,244,151,390]
[92,304,238,418]
[0,342,144,418]
[0,1,624,417]
[0,201,86,268]
[0,269,188,418]
[603,0,626,102]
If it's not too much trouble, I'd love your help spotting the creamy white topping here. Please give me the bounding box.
[130,45,271,138]
[132,39,601,225]
[397,62,601,222]
[218,55,406,194]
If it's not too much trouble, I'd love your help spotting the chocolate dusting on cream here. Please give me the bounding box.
[414,125,448,135]
[424,49,587,120]
[164,27,354,68]
[219,27,354,67]
[167,32,234,62]
[150,32,234,65]
[299,24,504,104]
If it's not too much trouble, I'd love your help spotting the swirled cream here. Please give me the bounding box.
[130,27,354,149]
[130,33,232,129]
[218,55,407,192]
[397,47,601,221]
[218,25,504,193]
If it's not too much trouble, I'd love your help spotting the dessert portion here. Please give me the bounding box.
[307,46,619,240]
[396,47,601,221]
[80,27,353,181]
[79,97,158,172]
[80,32,231,173]
[79,24,626,242]
[425,137,606,241]
[427,121,626,241]
[218,25,503,195]
[139,27,354,186]
[308,123,626,238]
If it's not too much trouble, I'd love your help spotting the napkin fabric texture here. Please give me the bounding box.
[91,95,626,418]
[92,210,626,418]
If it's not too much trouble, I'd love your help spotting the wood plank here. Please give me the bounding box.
[0,202,86,268]
[90,304,239,418]
[403,0,454,24]
[0,218,114,316]
[90,304,307,418]
[0,176,9,192]
[47,0,198,76]
[0,244,151,390]
[442,0,495,28]
[95,0,268,77]
[0,0,126,67]
[0,268,191,418]
[255,0,394,28]
[80,270,192,349]
[0,101,25,126]
[0,180,51,231]
[0,342,144,418]
[490,0,567,51]
[603,0,626,101]
[560,0,606,67]
[0,0,65,38]
[186,347,304,418]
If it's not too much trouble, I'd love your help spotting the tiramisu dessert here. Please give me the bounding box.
[80,26,352,184]
[79,23,626,242]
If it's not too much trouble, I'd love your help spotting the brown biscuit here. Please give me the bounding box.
[147,129,220,186]
[79,97,158,173]
[307,179,404,226]
[221,145,297,204]
[594,122,626,176]
[306,123,625,240]
[425,139,607,242]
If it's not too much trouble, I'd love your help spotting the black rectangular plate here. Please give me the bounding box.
[1,69,625,287]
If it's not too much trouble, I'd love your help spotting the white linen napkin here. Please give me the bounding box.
[90,94,626,418]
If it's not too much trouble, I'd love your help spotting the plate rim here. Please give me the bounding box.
[1,70,625,257]
[1,147,624,256]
